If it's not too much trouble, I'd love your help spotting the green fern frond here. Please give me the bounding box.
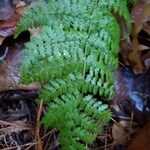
[21,26,85,83]
[16,0,136,149]
[42,91,111,149]
[127,0,137,5]
[14,0,49,38]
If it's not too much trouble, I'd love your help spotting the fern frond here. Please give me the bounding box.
[127,0,137,5]
[16,0,136,149]
[21,26,85,83]
[42,91,111,149]
[15,0,49,38]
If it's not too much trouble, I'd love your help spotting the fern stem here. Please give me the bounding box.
[83,0,98,78]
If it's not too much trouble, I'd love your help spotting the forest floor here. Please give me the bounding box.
[0,0,149,150]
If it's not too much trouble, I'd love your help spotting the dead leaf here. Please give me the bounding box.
[0,33,41,91]
[0,1,15,21]
[15,1,26,15]
[127,49,150,74]
[132,0,150,24]
[0,0,31,46]
[0,36,5,45]
[112,120,133,146]
[0,0,41,91]
[121,1,150,74]
[16,1,26,8]
[29,27,42,38]
[142,19,150,35]
[128,122,150,150]
[127,2,150,74]
[0,12,21,45]
[113,68,150,122]
[131,2,150,51]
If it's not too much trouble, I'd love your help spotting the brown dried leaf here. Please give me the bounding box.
[0,39,40,91]
[0,36,5,45]
[128,122,150,150]
[15,6,25,15]
[29,27,42,38]
[15,1,26,15]
[0,12,21,38]
[131,2,150,50]
[112,120,134,146]
[121,1,150,74]
[16,1,26,8]
[127,49,147,74]
[132,0,150,24]
[0,1,15,21]
[0,1,27,46]
[127,2,150,74]
[0,1,41,91]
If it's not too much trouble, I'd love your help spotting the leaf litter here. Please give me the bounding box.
[0,0,150,149]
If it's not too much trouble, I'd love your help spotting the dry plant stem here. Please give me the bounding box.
[35,100,43,150]
[0,120,33,130]
[104,129,108,150]
[1,142,37,150]
[0,121,55,150]
[111,117,125,129]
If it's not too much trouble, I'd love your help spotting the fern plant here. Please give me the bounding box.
[15,0,135,149]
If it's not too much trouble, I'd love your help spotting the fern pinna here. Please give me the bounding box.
[15,0,135,149]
